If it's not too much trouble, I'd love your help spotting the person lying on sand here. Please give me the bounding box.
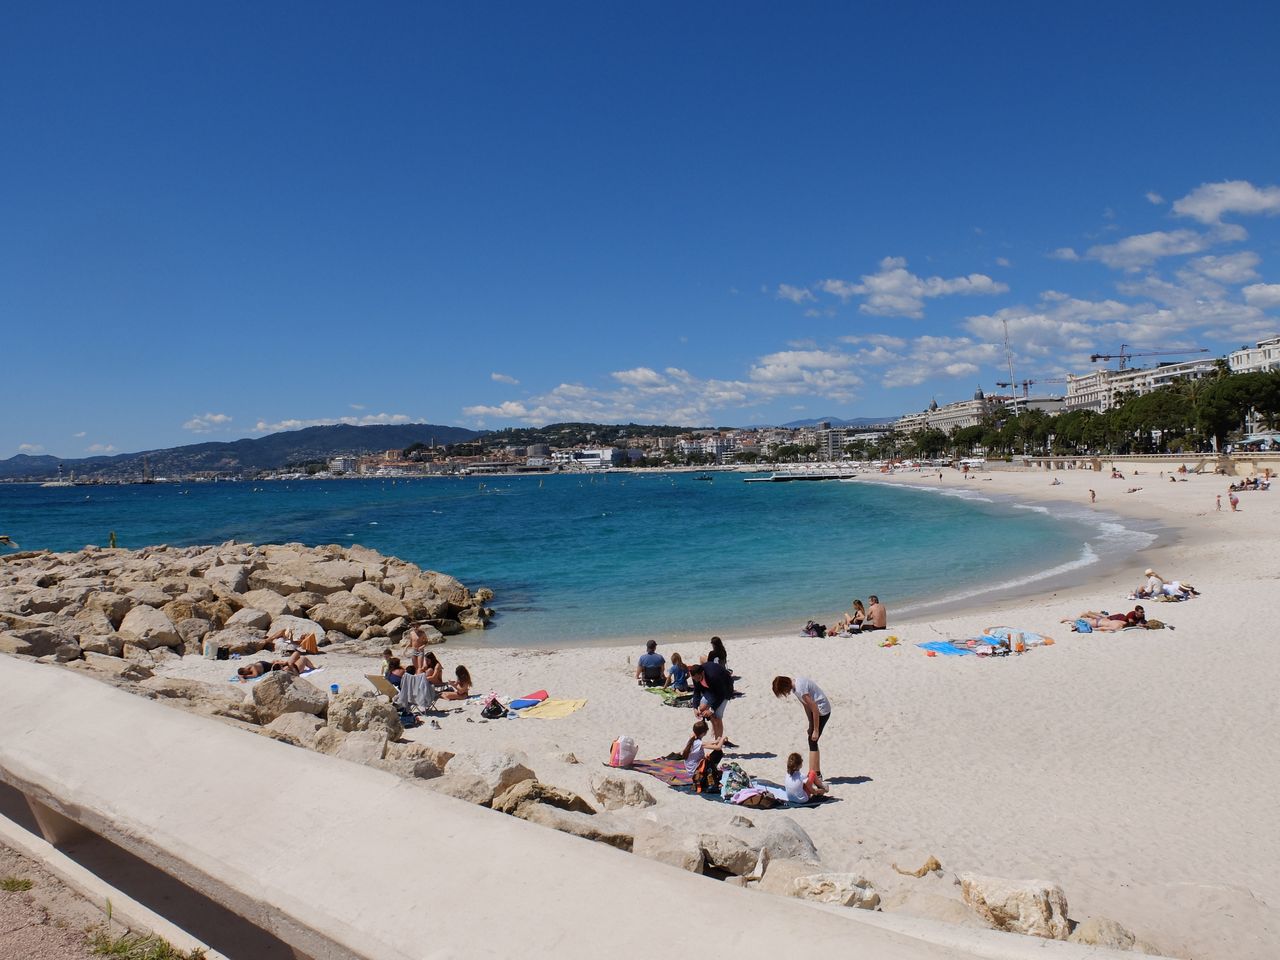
[236,651,317,679]
[1063,607,1145,631]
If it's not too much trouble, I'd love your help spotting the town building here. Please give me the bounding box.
[1230,335,1280,374]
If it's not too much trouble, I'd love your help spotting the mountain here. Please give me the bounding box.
[0,423,482,481]
[778,416,898,429]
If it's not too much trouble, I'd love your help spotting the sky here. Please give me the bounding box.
[4,2,1280,458]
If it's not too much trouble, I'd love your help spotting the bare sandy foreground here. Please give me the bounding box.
[160,465,1279,959]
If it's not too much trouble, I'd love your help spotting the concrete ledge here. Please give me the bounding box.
[0,657,1152,960]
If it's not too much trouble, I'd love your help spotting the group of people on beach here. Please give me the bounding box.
[384,630,472,701]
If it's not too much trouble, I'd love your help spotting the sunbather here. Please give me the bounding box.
[236,651,317,679]
[1063,607,1145,631]
[440,665,472,700]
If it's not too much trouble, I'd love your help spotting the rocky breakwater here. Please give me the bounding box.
[0,541,495,666]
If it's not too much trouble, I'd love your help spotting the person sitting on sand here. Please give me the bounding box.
[236,651,317,679]
[635,639,666,687]
[666,652,690,691]
[383,655,406,688]
[864,595,887,631]
[440,665,472,700]
[682,719,723,782]
[706,636,728,668]
[784,751,829,804]
[417,651,444,686]
[836,599,866,633]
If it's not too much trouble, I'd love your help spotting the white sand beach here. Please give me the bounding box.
[159,464,1279,959]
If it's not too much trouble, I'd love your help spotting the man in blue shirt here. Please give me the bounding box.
[635,639,666,687]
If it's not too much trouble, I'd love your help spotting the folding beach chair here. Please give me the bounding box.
[365,674,399,701]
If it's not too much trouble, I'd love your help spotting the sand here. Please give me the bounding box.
[159,463,1280,959]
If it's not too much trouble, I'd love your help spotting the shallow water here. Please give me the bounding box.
[0,473,1153,644]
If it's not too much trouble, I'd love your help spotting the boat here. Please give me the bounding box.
[694,474,714,481]
[744,468,858,483]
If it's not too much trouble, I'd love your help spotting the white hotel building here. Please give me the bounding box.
[1229,336,1280,374]
[1064,358,1219,413]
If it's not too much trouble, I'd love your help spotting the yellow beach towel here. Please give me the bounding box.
[520,698,587,719]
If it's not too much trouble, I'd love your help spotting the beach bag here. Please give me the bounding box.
[692,749,724,794]
[1074,618,1093,633]
[480,691,506,719]
[719,761,751,800]
[610,736,637,768]
[803,620,826,638]
[735,789,780,809]
[1144,619,1166,630]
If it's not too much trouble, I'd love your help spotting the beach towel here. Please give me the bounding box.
[519,698,587,719]
[642,686,692,706]
[986,627,1055,647]
[509,689,549,710]
[917,641,975,656]
[233,666,325,684]
[629,757,692,786]
[397,672,438,713]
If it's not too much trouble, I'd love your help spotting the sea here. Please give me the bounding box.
[0,473,1156,646]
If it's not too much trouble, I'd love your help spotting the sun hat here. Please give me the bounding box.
[1144,568,1155,576]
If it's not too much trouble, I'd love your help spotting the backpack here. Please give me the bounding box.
[609,736,637,768]
[692,749,724,794]
[736,789,780,809]
[719,761,751,800]
[480,691,506,719]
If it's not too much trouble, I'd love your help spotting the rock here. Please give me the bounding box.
[373,757,446,780]
[457,605,488,630]
[79,633,124,656]
[633,822,704,873]
[520,805,634,852]
[204,563,250,593]
[787,873,880,910]
[246,568,302,595]
[175,617,214,649]
[118,606,181,650]
[1069,917,1160,954]
[19,588,77,614]
[959,873,1070,940]
[73,605,117,636]
[262,713,325,747]
[446,749,536,801]
[588,771,657,810]
[84,592,132,628]
[351,581,410,620]
[760,817,820,864]
[0,633,35,656]
[240,589,293,619]
[226,607,272,631]
[251,672,328,723]
[699,833,760,876]
[309,592,372,636]
[326,692,404,740]
[331,729,389,763]
[385,741,454,770]
[81,651,152,681]
[288,591,328,612]
[54,642,82,662]
[382,616,409,638]
[126,585,171,607]
[429,773,499,806]
[493,780,595,817]
[728,815,754,829]
[556,752,580,765]
[428,618,463,636]
[759,858,826,896]
[11,627,76,658]
[160,599,201,623]
[202,626,269,656]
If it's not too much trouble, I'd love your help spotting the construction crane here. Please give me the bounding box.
[995,377,1071,398]
[1089,344,1208,371]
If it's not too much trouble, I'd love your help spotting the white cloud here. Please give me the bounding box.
[182,412,233,433]
[880,336,1000,388]
[776,283,815,304]
[1049,247,1079,261]
[490,372,520,385]
[1243,283,1280,310]
[839,333,908,350]
[17,443,43,454]
[818,257,1008,319]
[72,431,86,438]
[1181,251,1260,285]
[1085,229,1216,270]
[1173,179,1280,224]
[86,443,116,453]
[1145,191,1165,205]
[253,413,413,433]
[995,257,1012,268]
[349,403,366,410]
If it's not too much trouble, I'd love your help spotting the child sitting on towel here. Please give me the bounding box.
[784,752,829,804]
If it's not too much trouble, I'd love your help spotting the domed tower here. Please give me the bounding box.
[928,397,939,412]
[973,386,985,401]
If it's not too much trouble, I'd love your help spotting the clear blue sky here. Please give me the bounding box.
[4,2,1279,457]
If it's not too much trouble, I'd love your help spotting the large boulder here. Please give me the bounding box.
[261,713,325,748]
[787,873,880,910]
[246,568,303,596]
[588,771,657,810]
[308,592,372,636]
[251,672,328,723]
[118,606,181,650]
[175,617,214,649]
[20,588,76,614]
[240,589,293,619]
[314,728,388,763]
[267,615,327,645]
[760,817,820,864]
[125,585,171,607]
[13,627,78,658]
[633,823,704,873]
[1068,917,1161,954]
[429,773,499,806]
[351,581,409,620]
[759,858,823,895]
[959,874,1071,940]
[699,833,760,876]
[492,780,594,817]
[83,592,132,628]
[326,692,403,740]
[385,741,454,771]
[0,633,35,657]
[80,652,152,681]
[204,563,250,593]
[80,633,124,656]
[446,749,536,801]
[226,607,272,631]
[520,805,634,852]
[202,626,269,656]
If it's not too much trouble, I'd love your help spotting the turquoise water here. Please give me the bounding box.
[0,474,1148,645]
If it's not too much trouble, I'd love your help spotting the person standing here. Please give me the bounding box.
[1229,490,1240,512]
[690,661,734,744]
[772,675,831,789]
[1089,489,1096,504]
